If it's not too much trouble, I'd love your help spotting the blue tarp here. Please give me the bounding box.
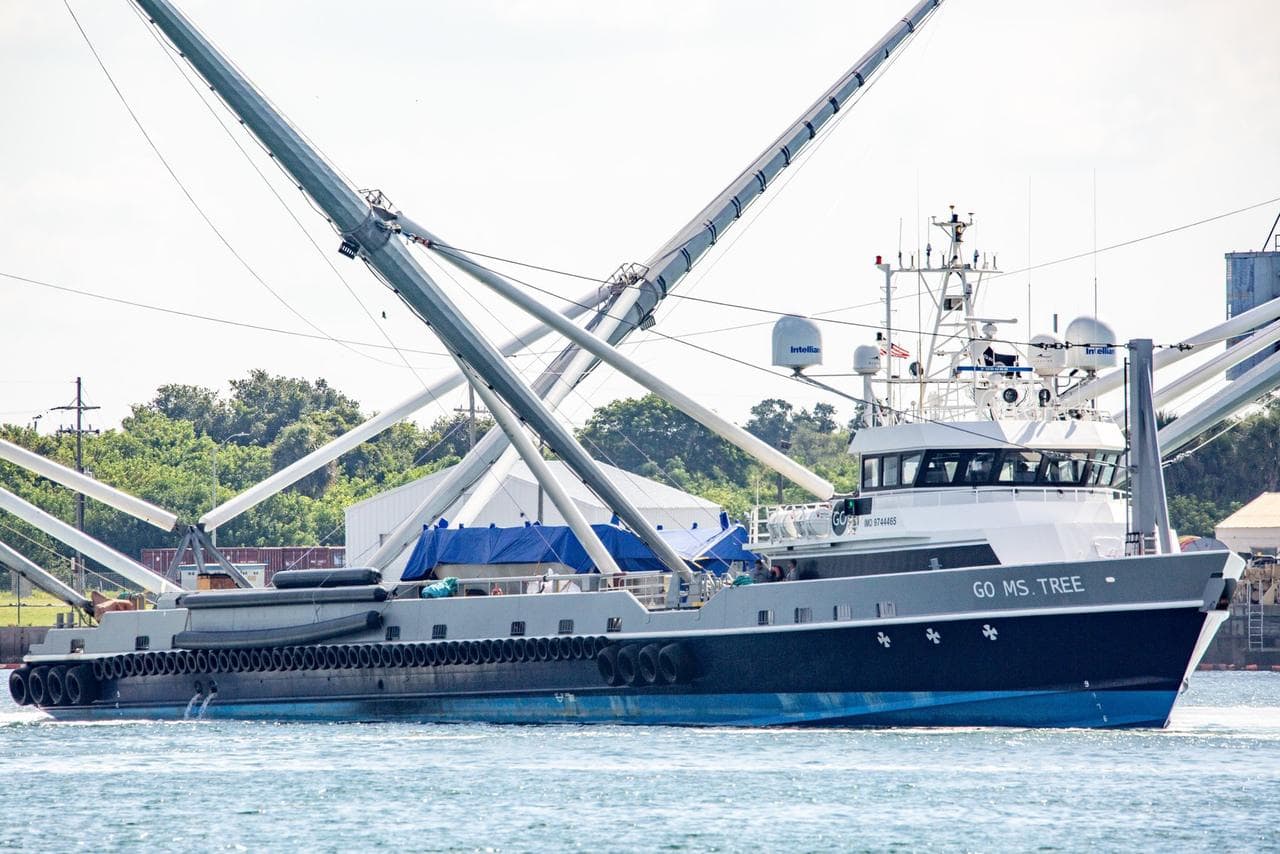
[401,521,757,581]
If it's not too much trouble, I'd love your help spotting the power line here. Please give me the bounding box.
[123,1,433,389]
[990,194,1280,281]
[0,268,448,362]
[61,0,406,371]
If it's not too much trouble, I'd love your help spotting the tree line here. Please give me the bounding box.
[0,370,1273,590]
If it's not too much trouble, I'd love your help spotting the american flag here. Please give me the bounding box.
[879,342,910,359]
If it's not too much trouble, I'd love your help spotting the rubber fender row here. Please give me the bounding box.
[9,664,98,708]
[65,635,613,686]
[596,642,698,688]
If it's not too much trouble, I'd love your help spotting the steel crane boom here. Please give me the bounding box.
[369,0,943,562]
[135,0,691,579]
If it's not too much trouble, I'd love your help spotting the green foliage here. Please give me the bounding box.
[1164,397,1280,537]
[574,394,857,518]
[577,394,751,488]
[0,372,474,589]
[2,370,868,591]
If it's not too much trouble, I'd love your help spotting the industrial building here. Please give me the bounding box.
[1226,249,1280,379]
[1216,492,1280,556]
[344,460,724,577]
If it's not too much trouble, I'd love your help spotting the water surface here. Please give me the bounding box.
[2,672,1277,852]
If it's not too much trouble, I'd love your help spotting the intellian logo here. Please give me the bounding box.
[790,345,820,354]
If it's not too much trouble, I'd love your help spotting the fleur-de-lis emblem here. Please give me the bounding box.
[982,624,998,641]
[876,632,891,648]
[925,628,941,644]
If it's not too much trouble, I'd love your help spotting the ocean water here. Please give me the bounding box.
[1,672,1277,853]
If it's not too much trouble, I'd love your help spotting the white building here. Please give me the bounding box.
[345,459,724,576]
[1216,492,1280,555]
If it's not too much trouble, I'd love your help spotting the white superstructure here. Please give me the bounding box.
[753,209,1137,576]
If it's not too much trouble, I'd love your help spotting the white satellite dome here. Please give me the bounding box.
[772,315,823,371]
[1063,317,1118,372]
[853,345,882,376]
[1027,333,1067,378]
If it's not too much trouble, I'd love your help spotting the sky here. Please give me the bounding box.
[1,0,1278,437]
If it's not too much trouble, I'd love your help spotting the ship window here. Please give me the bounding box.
[558,619,574,635]
[606,617,622,633]
[960,450,998,485]
[794,607,813,624]
[134,635,150,651]
[385,626,401,641]
[900,452,922,486]
[834,604,852,621]
[882,455,900,487]
[70,638,85,653]
[920,451,964,485]
[862,456,880,489]
[1090,452,1121,486]
[510,621,526,636]
[758,609,774,626]
[998,451,1042,484]
[876,601,896,618]
[431,624,448,640]
[1042,453,1088,485]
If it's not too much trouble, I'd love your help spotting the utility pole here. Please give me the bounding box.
[53,377,100,596]
[454,388,489,452]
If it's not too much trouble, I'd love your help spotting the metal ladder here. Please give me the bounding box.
[1246,580,1265,652]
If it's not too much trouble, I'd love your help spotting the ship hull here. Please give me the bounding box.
[31,603,1216,729]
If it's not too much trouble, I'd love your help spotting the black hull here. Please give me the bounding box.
[22,605,1210,728]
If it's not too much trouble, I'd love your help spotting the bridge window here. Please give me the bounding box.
[901,452,922,486]
[920,451,965,485]
[1089,452,1121,486]
[862,456,880,489]
[1043,454,1089,485]
[860,448,1112,491]
[998,451,1042,484]
[882,455,900,488]
[961,450,998,484]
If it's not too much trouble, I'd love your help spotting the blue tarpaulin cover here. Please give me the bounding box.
[401,521,756,581]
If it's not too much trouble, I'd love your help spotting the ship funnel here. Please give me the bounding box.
[772,316,823,372]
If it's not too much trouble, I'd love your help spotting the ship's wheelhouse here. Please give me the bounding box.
[859,448,1124,492]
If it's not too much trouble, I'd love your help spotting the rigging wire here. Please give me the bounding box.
[61,0,408,371]
[423,248,1119,462]
[122,1,434,389]
[427,241,1172,354]
[419,251,704,535]
[0,269,449,362]
[419,185,1280,351]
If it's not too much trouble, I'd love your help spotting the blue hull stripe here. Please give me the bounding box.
[46,688,1179,729]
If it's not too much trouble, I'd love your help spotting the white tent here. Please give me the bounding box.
[345,460,723,576]
[1215,492,1280,555]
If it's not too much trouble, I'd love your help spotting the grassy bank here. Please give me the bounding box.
[1,589,79,627]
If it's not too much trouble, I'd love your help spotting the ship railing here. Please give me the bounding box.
[750,502,836,545]
[894,403,1111,424]
[754,487,1121,545]
[444,569,716,610]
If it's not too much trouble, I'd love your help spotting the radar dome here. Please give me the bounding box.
[1064,317,1118,372]
[772,315,823,371]
[853,345,882,376]
[1027,334,1067,377]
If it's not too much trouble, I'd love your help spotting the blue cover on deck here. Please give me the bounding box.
[401,521,755,581]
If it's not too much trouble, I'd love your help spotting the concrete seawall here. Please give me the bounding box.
[1,627,50,664]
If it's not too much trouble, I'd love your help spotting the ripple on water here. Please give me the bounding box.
[0,671,1276,852]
